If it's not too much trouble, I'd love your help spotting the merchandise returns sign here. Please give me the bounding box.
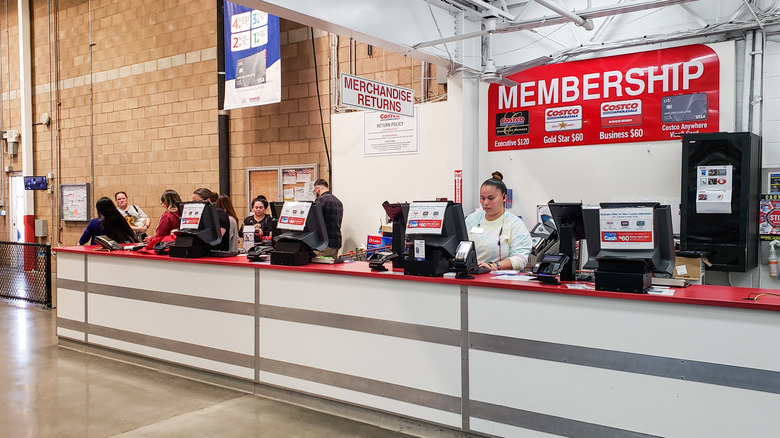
[487,44,720,151]
[341,73,414,117]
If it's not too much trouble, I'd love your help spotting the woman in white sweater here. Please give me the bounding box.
[465,171,532,271]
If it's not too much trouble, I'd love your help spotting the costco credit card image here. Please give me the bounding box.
[495,111,529,136]
[661,93,708,122]
[235,50,267,88]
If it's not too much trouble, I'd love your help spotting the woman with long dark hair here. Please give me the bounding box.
[79,197,139,245]
[215,194,240,252]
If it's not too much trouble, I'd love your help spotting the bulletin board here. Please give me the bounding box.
[246,164,317,214]
[60,183,91,221]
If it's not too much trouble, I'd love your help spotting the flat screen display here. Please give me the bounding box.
[599,207,654,250]
[180,203,206,230]
[277,201,311,231]
[24,176,47,190]
[405,202,448,235]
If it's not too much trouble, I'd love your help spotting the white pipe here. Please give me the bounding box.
[752,30,764,136]
[18,0,34,219]
[331,33,339,113]
[532,0,594,30]
[741,32,753,132]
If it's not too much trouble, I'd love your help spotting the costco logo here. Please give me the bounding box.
[600,99,643,127]
[544,105,582,132]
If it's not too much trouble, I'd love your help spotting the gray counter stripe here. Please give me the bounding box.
[259,357,461,414]
[471,400,659,438]
[87,323,254,369]
[85,282,254,315]
[259,305,460,346]
[57,278,86,292]
[471,332,780,395]
[57,317,85,332]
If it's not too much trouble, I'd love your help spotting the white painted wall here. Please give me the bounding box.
[764,39,780,165]
[332,99,464,254]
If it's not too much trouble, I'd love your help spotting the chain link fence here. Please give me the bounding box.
[0,242,52,307]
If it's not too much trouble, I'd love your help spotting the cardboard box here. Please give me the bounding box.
[674,256,704,284]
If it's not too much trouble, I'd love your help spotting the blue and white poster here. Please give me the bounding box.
[223,1,281,110]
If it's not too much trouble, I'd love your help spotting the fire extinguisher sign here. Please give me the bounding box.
[454,170,463,203]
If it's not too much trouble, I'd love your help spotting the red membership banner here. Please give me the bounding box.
[488,44,720,151]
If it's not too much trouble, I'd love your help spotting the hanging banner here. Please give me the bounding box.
[341,73,415,117]
[488,44,720,151]
[223,2,281,110]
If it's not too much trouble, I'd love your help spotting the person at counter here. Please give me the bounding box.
[244,195,273,241]
[115,191,150,240]
[79,197,139,245]
[144,189,182,243]
[313,179,343,257]
[192,188,230,251]
[216,194,240,253]
[465,171,532,272]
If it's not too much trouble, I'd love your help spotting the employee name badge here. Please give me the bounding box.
[406,202,447,235]
[277,201,311,231]
[470,226,484,234]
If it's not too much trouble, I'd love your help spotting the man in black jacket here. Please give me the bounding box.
[313,179,343,257]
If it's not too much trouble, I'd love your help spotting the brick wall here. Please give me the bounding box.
[0,1,445,247]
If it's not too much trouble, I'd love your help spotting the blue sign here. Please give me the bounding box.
[223,2,281,109]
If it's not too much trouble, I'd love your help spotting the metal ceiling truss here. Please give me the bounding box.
[414,0,700,48]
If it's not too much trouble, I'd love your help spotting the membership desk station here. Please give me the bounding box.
[55,244,780,438]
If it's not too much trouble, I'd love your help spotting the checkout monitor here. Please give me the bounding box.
[177,201,222,246]
[273,201,328,252]
[404,201,469,276]
[583,202,675,275]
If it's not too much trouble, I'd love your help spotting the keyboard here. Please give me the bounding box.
[470,266,490,275]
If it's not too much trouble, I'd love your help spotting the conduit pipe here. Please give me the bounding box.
[18,0,35,242]
[532,0,594,30]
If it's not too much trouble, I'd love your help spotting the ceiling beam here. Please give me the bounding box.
[414,0,700,48]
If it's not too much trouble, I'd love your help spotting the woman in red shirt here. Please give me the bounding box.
[145,189,182,243]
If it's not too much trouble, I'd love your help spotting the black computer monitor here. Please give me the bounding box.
[271,201,328,265]
[170,201,221,258]
[583,203,674,275]
[582,206,601,270]
[403,201,469,277]
[581,203,662,270]
[583,203,676,293]
[269,201,284,219]
[548,201,586,281]
[382,201,409,270]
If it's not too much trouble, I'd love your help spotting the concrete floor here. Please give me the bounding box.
[0,300,417,438]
